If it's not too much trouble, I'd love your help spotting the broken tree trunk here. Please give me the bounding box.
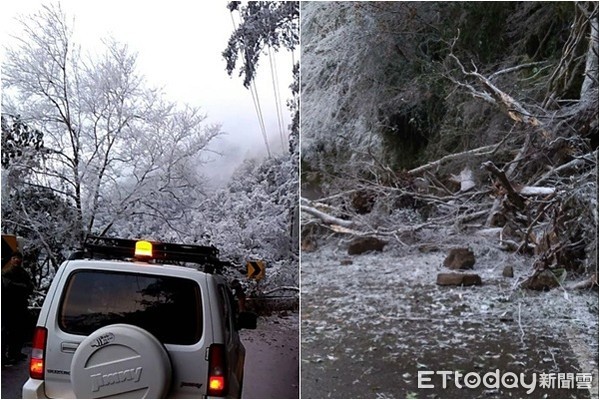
[519,186,555,196]
[408,144,498,175]
[482,161,526,210]
[450,53,551,140]
[300,205,354,228]
[567,273,598,290]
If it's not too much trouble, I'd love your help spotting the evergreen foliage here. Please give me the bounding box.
[224,1,299,87]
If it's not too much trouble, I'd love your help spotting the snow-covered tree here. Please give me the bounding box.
[223,1,299,88]
[2,2,300,296]
[2,185,77,289]
[218,1,299,289]
[223,1,299,156]
[194,153,298,288]
[301,2,598,183]
[1,114,44,170]
[1,3,223,290]
[2,4,222,245]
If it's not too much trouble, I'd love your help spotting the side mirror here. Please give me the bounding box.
[237,311,257,330]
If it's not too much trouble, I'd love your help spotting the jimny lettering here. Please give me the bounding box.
[91,367,142,392]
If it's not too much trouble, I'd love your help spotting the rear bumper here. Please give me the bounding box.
[22,379,48,399]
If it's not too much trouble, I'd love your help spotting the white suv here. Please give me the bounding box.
[22,236,256,399]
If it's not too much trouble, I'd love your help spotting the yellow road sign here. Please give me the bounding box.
[246,260,265,281]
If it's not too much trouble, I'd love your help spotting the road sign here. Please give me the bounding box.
[246,260,265,281]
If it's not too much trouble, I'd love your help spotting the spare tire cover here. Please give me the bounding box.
[71,324,172,398]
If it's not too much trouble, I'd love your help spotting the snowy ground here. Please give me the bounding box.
[300,228,598,399]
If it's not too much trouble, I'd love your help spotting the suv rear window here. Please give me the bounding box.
[58,270,202,345]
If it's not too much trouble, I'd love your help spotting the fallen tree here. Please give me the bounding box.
[300,3,598,290]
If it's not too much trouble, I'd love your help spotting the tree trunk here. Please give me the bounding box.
[580,4,599,99]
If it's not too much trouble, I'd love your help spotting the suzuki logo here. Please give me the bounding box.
[91,367,143,392]
[90,332,115,348]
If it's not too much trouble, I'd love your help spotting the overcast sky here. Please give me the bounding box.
[1,0,296,181]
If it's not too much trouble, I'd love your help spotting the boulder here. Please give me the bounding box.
[502,265,514,278]
[522,269,562,291]
[443,248,475,270]
[340,258,353,266]
[301,237,317,253]
[347,237,387,255]
[436,273,482,286]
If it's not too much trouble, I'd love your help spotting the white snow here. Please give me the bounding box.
[301,228,599,398]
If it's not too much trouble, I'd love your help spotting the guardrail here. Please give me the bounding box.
[246,295,298,315]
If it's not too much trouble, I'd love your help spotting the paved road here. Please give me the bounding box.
[241,313,299,398]
[1,313,299,399]
[301,242,599,399]
[1,348,30,399]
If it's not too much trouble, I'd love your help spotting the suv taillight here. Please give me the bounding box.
[30,327,47,380]
[207,344,227,397]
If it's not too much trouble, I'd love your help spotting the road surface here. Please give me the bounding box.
[301,234,598,399]
[241,312,299,398]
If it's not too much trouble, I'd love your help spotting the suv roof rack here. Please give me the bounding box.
[69,235,228,274]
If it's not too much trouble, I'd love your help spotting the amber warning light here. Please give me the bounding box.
[134,240,153,258]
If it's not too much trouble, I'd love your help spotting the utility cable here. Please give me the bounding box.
[250,78,271,158]
[268,47,286,151]
[229,8,271,157]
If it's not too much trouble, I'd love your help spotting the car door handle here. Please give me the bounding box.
[61,342,80,353]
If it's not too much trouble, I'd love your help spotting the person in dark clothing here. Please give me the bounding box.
[2,252,34,366]
[230,279,246,312]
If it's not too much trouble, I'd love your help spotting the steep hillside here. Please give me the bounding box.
[301,1,598,280]
[302,2,598,174]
